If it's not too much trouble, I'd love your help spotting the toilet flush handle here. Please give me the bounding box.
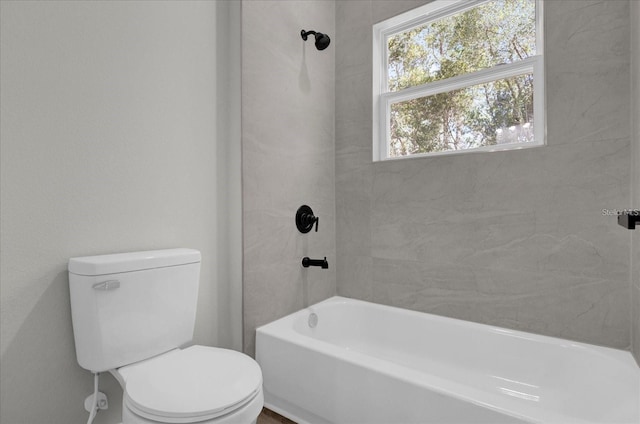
[92,280,120,291]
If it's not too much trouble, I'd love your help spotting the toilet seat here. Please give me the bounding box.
[117,345,263,423]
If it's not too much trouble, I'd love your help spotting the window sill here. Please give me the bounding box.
[374,139,545,163]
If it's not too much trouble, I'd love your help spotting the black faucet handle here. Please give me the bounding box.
[296,205,320,233]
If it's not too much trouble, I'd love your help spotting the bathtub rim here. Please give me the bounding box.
[258,296,636,364]
[256,296,639,424]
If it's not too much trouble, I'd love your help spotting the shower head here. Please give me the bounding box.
[301,29,330,51]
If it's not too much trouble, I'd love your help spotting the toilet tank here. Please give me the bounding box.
[68,248,201,372]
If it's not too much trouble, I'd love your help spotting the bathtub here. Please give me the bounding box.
[256,296,639,424]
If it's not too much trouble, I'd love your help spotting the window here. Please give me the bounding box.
[373,0,544,161]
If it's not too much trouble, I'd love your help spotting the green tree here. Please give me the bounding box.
[387,0,535,156]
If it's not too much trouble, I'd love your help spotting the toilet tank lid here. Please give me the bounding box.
[68,248,201,276]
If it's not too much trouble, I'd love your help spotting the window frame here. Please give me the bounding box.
[372,0,545,161]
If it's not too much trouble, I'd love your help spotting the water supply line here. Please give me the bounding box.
[86,373,99,424]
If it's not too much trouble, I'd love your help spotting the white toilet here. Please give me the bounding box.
[68,248,263,424]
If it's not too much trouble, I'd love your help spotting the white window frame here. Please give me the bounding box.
[372,0,545,161]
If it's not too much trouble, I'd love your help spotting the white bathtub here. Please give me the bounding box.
[256,296,639,424]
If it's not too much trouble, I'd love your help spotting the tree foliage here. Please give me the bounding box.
[387,0,536,156]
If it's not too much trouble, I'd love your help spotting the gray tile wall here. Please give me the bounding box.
[242,0,336,357]
[335,0,632,349]
[631,0,640,365]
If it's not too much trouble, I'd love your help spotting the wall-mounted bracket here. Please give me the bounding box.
[84,391,108,412]
[618,210,640,229]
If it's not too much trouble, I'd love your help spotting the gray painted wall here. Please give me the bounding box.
[0,1,241,423]
[241,0,336,357]
[335,0,632,349]
[632,0,640,365]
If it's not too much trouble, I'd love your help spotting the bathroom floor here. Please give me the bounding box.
[257,408,296,424]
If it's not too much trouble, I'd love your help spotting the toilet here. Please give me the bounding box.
[68,248,263,424]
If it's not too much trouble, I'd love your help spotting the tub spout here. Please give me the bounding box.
[302,257,328,269]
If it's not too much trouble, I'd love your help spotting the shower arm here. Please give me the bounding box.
[300,30,317,40]
[300,29,330,51]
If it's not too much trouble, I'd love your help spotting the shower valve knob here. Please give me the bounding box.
[305,215,319,232]
[296,205,319,233]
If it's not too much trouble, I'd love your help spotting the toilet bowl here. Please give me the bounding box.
[115,346,263,424]
[68,249,263,424]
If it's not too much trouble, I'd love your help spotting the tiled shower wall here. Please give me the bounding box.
[632,0,640,365]
[242,0,336,357]
[335,0,632,349]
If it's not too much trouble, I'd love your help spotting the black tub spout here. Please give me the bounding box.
[302,257,328,269]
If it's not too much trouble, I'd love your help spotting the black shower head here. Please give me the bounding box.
[301,29,330,51]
